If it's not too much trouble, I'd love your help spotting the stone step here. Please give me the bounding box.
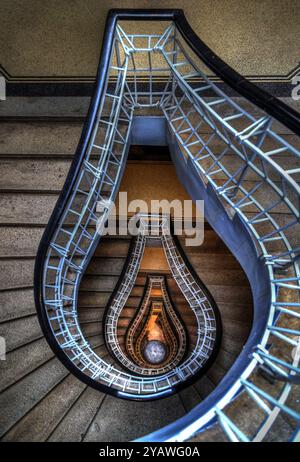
[203,284,252,305]
[0,179,291,226]
[222,318,251,343]
[215,349,237,372]
[1,154,297,199]
[83,392,186,442]
[206,361,227,385]
[0,261,120,305]
[0,337,53,393]
[179,251,243,270]
[77,291,111,308]
[80,321,102,338]
[0,159,72,192]
[0,314,42,352]
[217,302,253,324]
[79,275,120,292]
[86,257,126,276]
[0,226,43,258]
[78,307,105,323]
[0,122,82,155]
[0,193,57,225]
[191,349,238,395]
[123,297,143,309]
[193,375,215,399]
[221,333,248,357]
[164,268,249,287]
[0,287,36,322]
[93,239,131,258]
[0,159,138,193]
[0,357,68,438]
[0,222,287,265]
[48,386,104,442]
[117,307,136,318]
[0,191,122,225]
[2,373,86,442]
[0,258,35,290]
[0,114,297,155]
[179,384,203,412]
[117,318,131,328]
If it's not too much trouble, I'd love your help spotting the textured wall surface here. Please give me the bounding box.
[0,0,299,79]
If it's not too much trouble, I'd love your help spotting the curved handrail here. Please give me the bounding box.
[34,8,300,441]
[35,9,299,346]
[110,9,300,135]
[103,215,220,379]
[34,10,118,347]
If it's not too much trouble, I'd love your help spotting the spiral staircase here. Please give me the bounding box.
[0,9,299,442]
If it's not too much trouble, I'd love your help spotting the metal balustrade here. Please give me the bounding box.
[104,215,218,378]
[35,10,300,441]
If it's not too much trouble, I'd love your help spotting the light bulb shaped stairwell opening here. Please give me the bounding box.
[34,10,300,441]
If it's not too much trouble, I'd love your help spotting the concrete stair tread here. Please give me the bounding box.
[0,337,54,393]
[0,357,68,438]
[2,373,85,442]
[0,314,42,352]
[48,386,105,442]
[0,288,36,322]
[83,393,186,442]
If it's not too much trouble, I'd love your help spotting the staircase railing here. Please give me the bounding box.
[35,9,300,441]
[104,215,219,380]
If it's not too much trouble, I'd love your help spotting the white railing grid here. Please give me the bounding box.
[41,23,300,441]
[104,215,216,378]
